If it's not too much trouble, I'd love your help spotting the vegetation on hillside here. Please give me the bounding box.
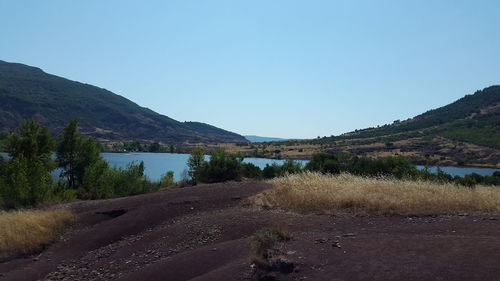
[310,86,500,149]
[102,140,186,153]
[0,60,246,144]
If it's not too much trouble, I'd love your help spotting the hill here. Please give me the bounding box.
[326,86,499,148]
[245,135,287,142]
[0,60,246,144]
[204,87,499,166]
[310,86,500,165]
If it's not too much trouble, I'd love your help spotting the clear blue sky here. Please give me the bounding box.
[1,0,499,139]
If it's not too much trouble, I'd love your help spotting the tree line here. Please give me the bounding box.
[186,149,500,187]
[0,120,173,209]
[2,120,497,210]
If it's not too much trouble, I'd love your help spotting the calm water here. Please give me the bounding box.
[0,152,498,181]
[101,153,308,181]
[415,165,499,178]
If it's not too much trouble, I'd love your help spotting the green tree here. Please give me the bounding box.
[148,142,161,152]
[73,137,101,186]
[57,120,100,188]
[1,120,56,208]
[57,119,79,188]
[79,159,114,199]
[7,120,54,168]
[187,147,205,184]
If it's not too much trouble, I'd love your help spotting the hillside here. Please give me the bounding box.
[204,87,499,166]
[329,86,500,148]
[307,86,500,166]
[0,60,246,144]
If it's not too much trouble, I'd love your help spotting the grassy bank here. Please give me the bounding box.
[248,172,500,216]
[0,209,74,259]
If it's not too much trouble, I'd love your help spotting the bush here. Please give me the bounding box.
[250,227,294,279]
[79,159,115,199]
[306,153,417,178]
[280,160,303,175]
[241,163,263,179]
[263,164,281,179]
[79,160,160,200]
[160,171,175,187]
[251,227,291,258]
[198,150,244,183]
[262,160,303,179]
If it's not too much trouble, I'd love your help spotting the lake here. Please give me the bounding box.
[0,152,498,181]
[101,153,309,181]
[78,153,500,180]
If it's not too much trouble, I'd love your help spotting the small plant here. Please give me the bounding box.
[250,228,294,280]
[159,171,175,187]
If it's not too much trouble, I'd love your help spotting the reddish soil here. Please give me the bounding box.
[1,181,499,281]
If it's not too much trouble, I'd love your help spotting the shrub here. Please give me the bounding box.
[79,160,160,200]
[198,150,244,183]
[280,160,303,175]
[241,163,263,179]
[262,164,281,179]
[250,227,294,279]
[79,159,115,199]
[262,160,303,179]
[251,228,291,258]
[306,152,418,178]
[160,171,175,187]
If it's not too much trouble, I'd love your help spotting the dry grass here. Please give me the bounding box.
[248,172,500,216]
[0,209,74,259]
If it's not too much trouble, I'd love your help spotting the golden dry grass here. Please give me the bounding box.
[248,172,500,216]
[0,209,74,259]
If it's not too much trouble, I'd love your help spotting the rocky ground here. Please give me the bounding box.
[1,181,499,281]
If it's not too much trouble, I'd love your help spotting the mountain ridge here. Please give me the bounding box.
[245,135,287,142]
[0,60,246,144]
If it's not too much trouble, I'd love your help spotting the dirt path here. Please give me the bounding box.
[1,181,499,281]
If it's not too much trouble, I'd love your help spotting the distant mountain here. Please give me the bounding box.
[245,135,287,143]
[184,122,245,143]
[0,60,246,144]
[329,86,500,149]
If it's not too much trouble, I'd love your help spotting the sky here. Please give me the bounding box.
[1,0,499,139]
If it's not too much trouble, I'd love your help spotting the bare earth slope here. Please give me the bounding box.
[1,182,499,281]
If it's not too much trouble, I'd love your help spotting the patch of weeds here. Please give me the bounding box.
[250,227,295,281]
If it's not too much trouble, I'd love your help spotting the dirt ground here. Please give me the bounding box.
[1,181,499,281]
